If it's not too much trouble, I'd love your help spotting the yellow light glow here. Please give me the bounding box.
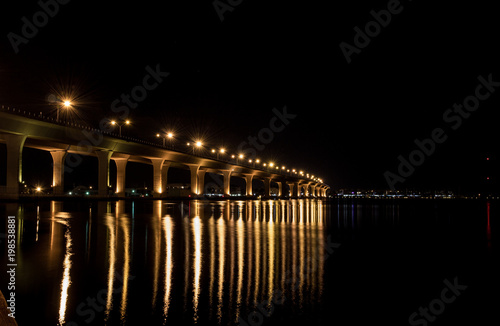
[63,100,71,107]
[111,120,116,125]
[269,162,274,167]
[248,159,252,163]
[212,149,216,153]
[36,187,41,192]
[167,132,173,138]
[156,133,160,137]
[239,154,244,159]
[220,148,225,153]
[231,155,235,158]
[196,141,202,147]
[256,159,260,163]
[125,120,130,125]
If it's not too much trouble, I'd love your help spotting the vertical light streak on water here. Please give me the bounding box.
[280,200,287,301]
[298,201,305,308]
[104,215,116,321]
[290,201,299,303]
[120,217,131,322]
[246,201,254,307]
[253,202,261,305]
[317,205,325,299]
[192,216,202,323]
[217,215,225,324]
[183,215,190,312]
[261,202,268,300]
[58,220,72,326]
[235,208,245,322]
[228,204,235,317]
[163,215,174,322]
[267,201,276,307]
[208,212,215,320]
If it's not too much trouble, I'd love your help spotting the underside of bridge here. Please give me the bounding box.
[0,111,330,199]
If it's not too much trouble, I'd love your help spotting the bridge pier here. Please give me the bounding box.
[276,181,283,197]
[50,150,67,196]
[96,150,112,197]
[151,158,165,197]
[2,134,27,199]
[244,174,253,196]
[112,156,129,198]
[221,170,231,196]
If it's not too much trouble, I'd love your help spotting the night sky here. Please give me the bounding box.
[1,0,500,193]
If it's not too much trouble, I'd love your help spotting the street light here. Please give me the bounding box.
[57,100,71,122]
[111,120,130,137]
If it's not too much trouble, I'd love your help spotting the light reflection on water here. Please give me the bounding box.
[9,199,329,325]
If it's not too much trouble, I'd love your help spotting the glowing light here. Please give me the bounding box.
[256,159,260,163]
[239,154,244,159]
[196,141,202,147]
[248,159,252,163]
[63,100,71,107]
[111,120,116,125]
[125,120,130,125]
[269,162,274,167]
[220,148,225,153]
[156,133,160,137]
[167,132,173,138]
[212,149,216,153]
[231,154,235,158]
[36,187,41,192]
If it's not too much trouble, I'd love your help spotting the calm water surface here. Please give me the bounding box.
[0,199,498,326]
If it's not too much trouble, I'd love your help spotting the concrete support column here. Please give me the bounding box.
[151,158,165,197]
[263,178,271,197]
[244,174,254,197]
[221,170,231,196]
[96,150,112,197]
[113,156,129,197]
[3,134,27,198]
[197,170,207,196]
[189,165,200,195]
[297,183,303,198]
[162,161,171,196]
[304,184,310,197]
[310,185,317,197]
[287,182,296,198]
[50,150,67,196]
[276,181,282,197]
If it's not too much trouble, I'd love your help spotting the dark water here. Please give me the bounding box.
[0,199,498,326]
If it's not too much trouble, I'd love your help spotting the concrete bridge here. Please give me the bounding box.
[0,107,329,200]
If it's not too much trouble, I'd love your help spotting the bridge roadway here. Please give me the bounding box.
[0,107,329,199]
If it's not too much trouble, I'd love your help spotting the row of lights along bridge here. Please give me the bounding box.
[57,100,323,184]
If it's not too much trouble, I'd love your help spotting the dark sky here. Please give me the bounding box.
[1,0,500,193]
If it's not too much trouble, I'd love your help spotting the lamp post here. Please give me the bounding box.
[111,120,130,137]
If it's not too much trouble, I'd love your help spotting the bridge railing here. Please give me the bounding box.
[0,105,300,178]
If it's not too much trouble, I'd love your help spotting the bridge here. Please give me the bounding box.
[0,106,330,200]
